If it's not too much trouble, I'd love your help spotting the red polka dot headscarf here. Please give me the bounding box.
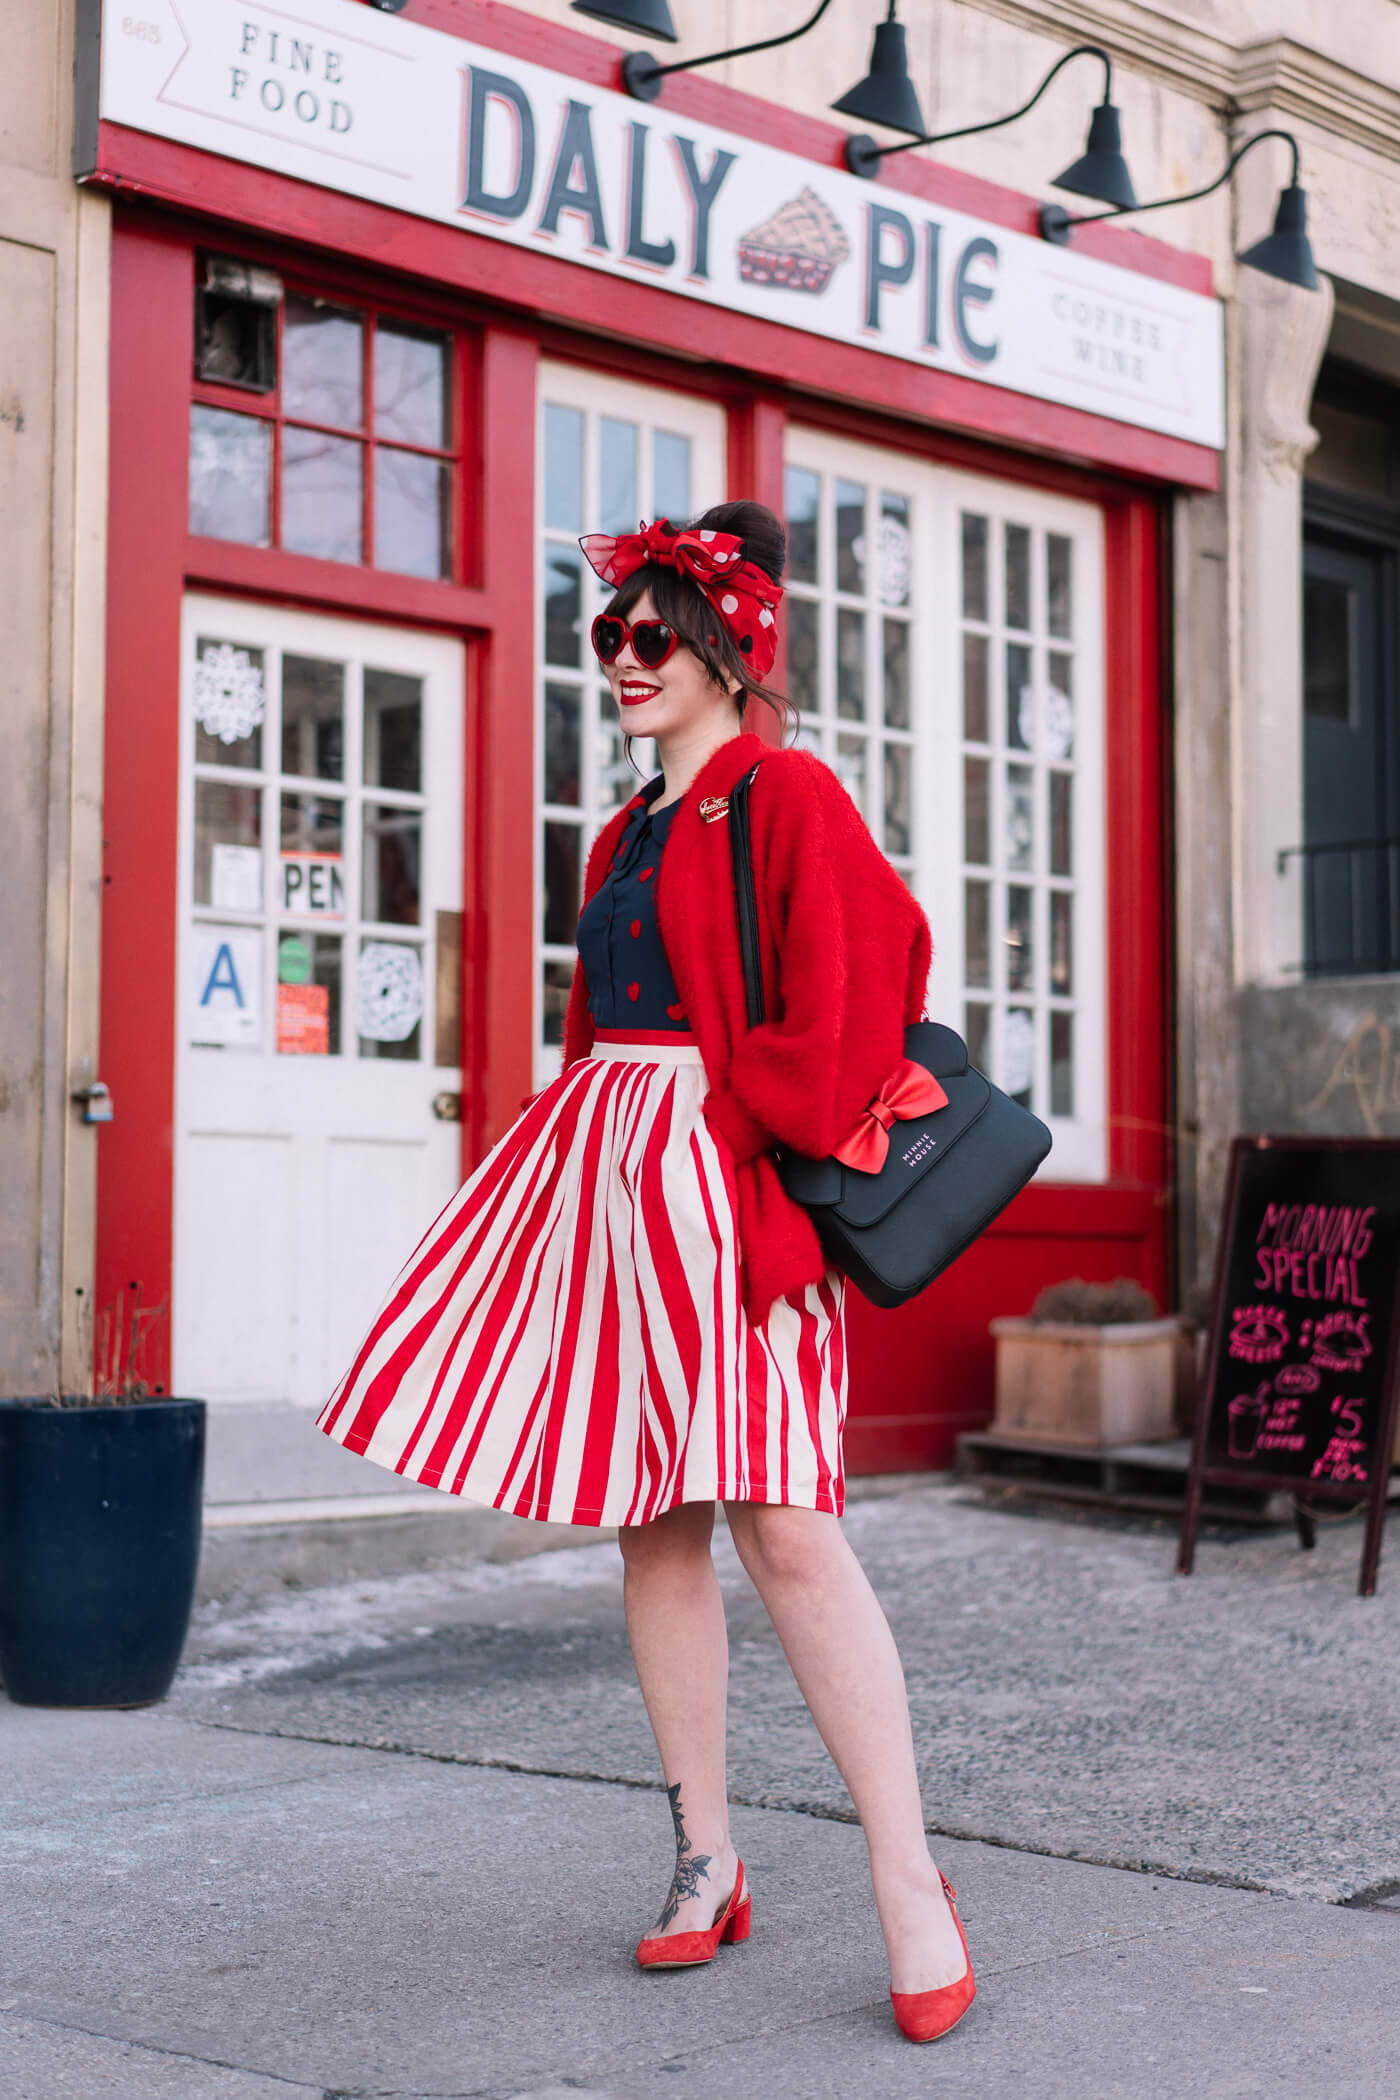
[579,518,783,683]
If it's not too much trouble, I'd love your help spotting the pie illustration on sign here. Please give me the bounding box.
[738,187,851,294]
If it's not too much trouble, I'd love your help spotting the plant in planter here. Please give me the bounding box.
[990,1277,1186,1450]
[0,1285,206,1708]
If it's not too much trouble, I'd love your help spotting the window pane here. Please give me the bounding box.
[373,323,448,448]
[189,406,271,546]
[280,791,343,859]
[1050,772,1073,876]
[836,608,865,721]
[281,654,344,781]
[882,618,910,730]
[545,549,582,668]
[878,491,911,608]
[961,513,988,621]
[962,632,988,743]
[542,959,575,1048]
[965,1001,990,1070]
[1007,885,1034,991]
[965,880,990,988]
[1006,642,1032,751]
[1007,762,1033,872]
[785,466,820,584]
[597,716,635,812]
[283,295,363,428]
[374,449,449,578]
[545,683,582,807]
[277,932,341,1057]
[193,636,266,768]
[788,596,819,714]
[364,669,422,793]
[356,939,423,1060]
[835,734,867,815]
[1303,576,1354,721]
[1046,652,1075,761]
[835,480,866,594]
[543,821,581,945]
[1004,522,1031,630]
[1047,533,1073,639]
[194,780,261,909]
[883,742,911,857]
[1051,890,1073,995]
[362,804,421,926]
[653,430,691,522]
[1005,1007,1035,1106]
[963,756,989,865]
[1050,1009,1074,1117]
[544,404,584,533]
[283,428,362,563]
[600,417,638,534]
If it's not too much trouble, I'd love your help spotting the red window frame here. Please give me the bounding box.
[192,278,463,579]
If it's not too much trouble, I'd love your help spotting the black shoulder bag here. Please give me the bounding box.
[727,765,1052,1309]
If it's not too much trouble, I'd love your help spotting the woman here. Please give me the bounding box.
[318,500,974,2043]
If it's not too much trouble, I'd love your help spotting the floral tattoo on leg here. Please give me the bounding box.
[657,1782,713,1930]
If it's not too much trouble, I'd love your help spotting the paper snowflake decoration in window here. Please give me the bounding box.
[356,943,423,1043]
[193,642,266,745]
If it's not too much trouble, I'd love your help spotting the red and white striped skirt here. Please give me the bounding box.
[317,1035,847,1527]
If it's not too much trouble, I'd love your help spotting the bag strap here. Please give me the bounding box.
[728,764,766,1030]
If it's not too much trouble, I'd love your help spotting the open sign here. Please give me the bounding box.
[281,852,344,916]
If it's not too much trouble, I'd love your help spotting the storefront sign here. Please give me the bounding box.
[92,0,1224,449]
[1179,1137,1400,1596]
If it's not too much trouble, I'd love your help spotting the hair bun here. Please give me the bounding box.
[687,499,786,586]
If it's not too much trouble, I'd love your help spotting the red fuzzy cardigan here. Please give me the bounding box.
[562,732,933,1325]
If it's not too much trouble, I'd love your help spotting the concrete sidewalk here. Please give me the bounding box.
[4,1705,1396,2100]
[4,1480,1398,2099]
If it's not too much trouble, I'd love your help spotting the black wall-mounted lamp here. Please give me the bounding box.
[1040,128,1320,290]
[603,0,844,108]
[570,0,678,39]
[831,4,926,139]
[844,43,1137,214]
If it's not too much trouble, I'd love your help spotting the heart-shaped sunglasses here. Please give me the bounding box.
[590,613,681,670]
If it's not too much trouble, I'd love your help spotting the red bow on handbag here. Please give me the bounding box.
[832,1059,949,1175]
[579,519,782,682]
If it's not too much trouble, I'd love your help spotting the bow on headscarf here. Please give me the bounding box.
[579,519,783,682]
[832,1060,950,1175]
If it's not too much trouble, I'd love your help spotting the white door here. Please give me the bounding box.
[784,431,1107,1181]
[534,363,725,1086]
[174,595,465,1408]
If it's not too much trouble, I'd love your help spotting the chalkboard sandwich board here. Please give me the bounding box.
[1178,1137,1400,1597]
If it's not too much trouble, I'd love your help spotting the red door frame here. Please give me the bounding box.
[97,4,1193,1445]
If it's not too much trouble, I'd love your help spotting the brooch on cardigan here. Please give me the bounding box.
[698,795,730,824]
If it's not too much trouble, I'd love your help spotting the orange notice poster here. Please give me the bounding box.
[277,981,329,1055]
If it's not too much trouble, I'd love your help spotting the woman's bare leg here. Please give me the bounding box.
[617,1500,740,1936]
[724,1501,965,1992]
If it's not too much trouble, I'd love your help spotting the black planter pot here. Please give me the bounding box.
[0,1397,206,1707]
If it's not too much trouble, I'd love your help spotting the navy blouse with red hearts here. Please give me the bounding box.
[575,775,691,1032]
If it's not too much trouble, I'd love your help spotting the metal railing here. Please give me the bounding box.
[1276,835,1400,977]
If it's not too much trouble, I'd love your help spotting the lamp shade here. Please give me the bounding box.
[1237,183,1320,290]
[569,0,678,40]
[1051,101,1138,210]
[831,17,927,140]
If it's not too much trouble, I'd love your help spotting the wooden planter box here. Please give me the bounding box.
[989,1317,1185,1450]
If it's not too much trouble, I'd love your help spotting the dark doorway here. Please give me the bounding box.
[1300,363,1400,976]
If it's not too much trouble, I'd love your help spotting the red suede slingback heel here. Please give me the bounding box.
[889,1872,976,2042]
[635,1862,750,1970]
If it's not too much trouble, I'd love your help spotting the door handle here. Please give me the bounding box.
[432,1091,462,1123]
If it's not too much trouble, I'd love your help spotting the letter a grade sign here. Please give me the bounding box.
[190,924,262,1048]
